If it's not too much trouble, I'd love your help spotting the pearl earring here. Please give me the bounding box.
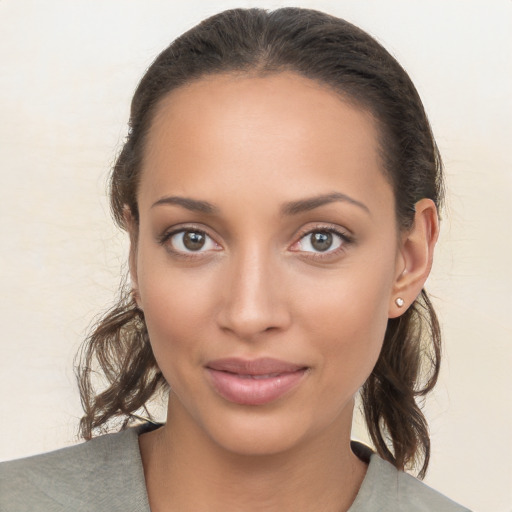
[395,297,405,308]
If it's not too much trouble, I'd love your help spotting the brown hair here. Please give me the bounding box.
[76,7,442,479]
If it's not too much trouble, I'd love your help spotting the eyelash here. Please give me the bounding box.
[157,224,353,260]
[292,225,353,261]
[157,225,219,259]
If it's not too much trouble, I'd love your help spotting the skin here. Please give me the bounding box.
[129,72,438,512]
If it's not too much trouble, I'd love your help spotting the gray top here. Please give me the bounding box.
[1,424,470,511]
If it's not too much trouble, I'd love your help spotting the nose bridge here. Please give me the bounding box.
[218,240,289,338]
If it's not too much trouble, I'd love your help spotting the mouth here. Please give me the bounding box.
[205,358,309,406]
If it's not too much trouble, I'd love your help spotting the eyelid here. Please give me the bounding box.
[289,223,354,259]
[157,222,353,260]
[293,223,353,243]
[157,224,223,256]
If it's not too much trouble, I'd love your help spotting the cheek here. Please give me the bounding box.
[137,233,217,321]
[297,258,393,334]
[142,278,212,333]
[295,258,395,383]
[135,251,220,375]
[139,283,211,397]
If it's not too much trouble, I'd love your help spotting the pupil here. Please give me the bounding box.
[311,231,332,252]
[183,231,205,251]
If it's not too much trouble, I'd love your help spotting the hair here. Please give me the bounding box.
[76,7,442,479]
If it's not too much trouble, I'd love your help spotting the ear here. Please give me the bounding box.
[389,198,439,318]
[123,206,142,309]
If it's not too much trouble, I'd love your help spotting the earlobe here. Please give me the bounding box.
[389,198,439,318]
[123,206,142,309]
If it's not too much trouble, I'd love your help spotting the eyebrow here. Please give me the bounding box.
[151,191,370,216]
[151,196,219,214]
[281,192,370,216]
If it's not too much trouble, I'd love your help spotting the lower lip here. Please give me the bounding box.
[206,368,308,405]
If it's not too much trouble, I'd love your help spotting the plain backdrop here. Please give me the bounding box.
[1,1,511,511]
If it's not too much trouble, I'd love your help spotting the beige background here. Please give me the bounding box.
[1,1,511,511]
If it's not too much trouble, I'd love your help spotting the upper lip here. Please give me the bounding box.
[206,357,307,376]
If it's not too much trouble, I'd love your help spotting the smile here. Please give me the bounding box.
[205,358,309,406]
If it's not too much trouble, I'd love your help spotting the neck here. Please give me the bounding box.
[139,400,367,512]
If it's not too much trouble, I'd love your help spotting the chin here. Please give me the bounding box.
[199,396,353,459]
[170,392,318,458]
[166,374,356,459]
[206,414,312,457]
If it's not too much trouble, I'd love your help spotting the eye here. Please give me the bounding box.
[166,229,219,254]
[295,229,346,254]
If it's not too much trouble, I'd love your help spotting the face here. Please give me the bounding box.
[132,72,404,456]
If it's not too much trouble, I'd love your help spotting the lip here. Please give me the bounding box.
[205,357,309,406]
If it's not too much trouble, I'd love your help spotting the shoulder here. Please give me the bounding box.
[0,426,151,512]
[350,443,472,512]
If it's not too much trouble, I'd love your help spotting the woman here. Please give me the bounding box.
[1,7,471,511]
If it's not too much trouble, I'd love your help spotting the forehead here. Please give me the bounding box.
[139,72,393,215]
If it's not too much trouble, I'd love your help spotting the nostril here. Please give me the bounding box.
[217,306,291,340]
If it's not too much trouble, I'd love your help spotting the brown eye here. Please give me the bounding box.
[168,229,219,254]
[310,231,333,252]
[295,229,344,255]
[183,231,206,251]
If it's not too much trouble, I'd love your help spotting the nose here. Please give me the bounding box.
[216,246,291,341]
